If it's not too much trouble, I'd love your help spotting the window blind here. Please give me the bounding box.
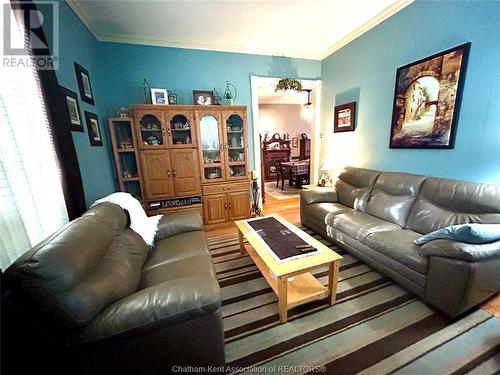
[0,4,68,270]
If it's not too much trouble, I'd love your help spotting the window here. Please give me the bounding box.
[0,7,68,270]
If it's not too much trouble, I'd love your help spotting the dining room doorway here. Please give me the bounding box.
[250,76,321,206]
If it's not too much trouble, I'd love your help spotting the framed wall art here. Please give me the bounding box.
[74,62,95,105]
[334,102,356,132]
[389,42,470,149]
[84,111,103,146]
[62,86,83,132]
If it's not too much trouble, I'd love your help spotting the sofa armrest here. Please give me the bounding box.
[425,255,500,317]
[419,239,500,262]
[71,276,220,344]
[300,188,338,205]
[155,210,203,240]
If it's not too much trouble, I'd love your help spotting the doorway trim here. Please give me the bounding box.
[250,76,322,204]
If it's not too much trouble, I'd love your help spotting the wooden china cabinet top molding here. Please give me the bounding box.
[132,104,247,111]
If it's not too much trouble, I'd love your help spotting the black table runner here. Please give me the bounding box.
[247,217,318,260]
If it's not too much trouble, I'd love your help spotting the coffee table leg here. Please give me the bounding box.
[329,261,340,305]
[278,276,288,323]
[238,230,245,255]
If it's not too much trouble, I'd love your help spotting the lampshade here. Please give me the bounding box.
[301,104,314,120]
[320,159,336,171]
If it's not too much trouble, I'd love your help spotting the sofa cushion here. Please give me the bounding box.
[366,172,427,226]
[364,229,428,274]
[143,231,209,270]
[5,217,147,333]
[303,202,353,224]
[72,275,221,344]
[406,178,500,234]
[334,167,380,211]
[329,211,400,241]
[140,255,216,289]
[155,210,203,241]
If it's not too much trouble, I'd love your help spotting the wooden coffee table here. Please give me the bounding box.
[235,215,342,323]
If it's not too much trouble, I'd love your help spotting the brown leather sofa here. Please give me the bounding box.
[301,167,500,317]
[2,203,224,374]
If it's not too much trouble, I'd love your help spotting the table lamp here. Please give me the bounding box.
[319,159,337,187]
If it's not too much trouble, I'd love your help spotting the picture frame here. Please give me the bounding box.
[74,62,95,105]
[389,42,470,149]
[193,90,214,106]
[151,88,169,105]
[84,111,103,146]
[334,102,356,132]
[62,86,83,132]
[291,137,299,148]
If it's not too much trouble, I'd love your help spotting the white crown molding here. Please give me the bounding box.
[66,0,413,61]
[96,32,324,60]
[320,0,414,60]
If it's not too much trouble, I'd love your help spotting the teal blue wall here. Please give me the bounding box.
[320,0,500,184]
[51,0,320,206]
[96,43,321,168]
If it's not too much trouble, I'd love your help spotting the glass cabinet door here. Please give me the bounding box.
[198,113,225,182]
[166,111,195,148]
[224,113,247,180]
[135,111,166,149]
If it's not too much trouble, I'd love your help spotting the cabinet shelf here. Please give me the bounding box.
[109,117,144,205]
[140,129,162,132]
[171,128,191,131]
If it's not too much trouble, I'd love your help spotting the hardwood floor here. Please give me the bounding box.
[205,195,500,317]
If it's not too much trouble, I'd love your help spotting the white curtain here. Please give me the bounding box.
[0,6,68,270]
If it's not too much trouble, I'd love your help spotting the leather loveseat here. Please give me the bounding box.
[2,203,224,374]
[301,167,500,317]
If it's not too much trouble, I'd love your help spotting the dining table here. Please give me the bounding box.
[281,159,310,188]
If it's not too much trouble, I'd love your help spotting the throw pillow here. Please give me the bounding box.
[414,223,500,245]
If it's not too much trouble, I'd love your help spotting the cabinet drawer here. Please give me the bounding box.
[202,181,249,195]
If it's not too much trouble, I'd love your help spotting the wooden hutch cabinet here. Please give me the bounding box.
[132,105,202,216]
[129,105,250,224]
[195,106,251,225]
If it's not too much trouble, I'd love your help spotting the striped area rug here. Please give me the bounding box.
[207,226,500,375]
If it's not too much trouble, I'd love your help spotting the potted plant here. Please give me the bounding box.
[275,78,303,92]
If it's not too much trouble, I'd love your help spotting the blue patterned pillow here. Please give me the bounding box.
[414,224,500,245]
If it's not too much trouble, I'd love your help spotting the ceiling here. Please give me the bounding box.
[67,0,413,60]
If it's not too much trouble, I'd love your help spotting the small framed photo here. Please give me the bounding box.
[291,137,299,148]
[193,90,214,105]
[62,86,83,132]
[334,102,356,132]
[84,111,103,146]
[74,62,94,105]
[151,88,169,105]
